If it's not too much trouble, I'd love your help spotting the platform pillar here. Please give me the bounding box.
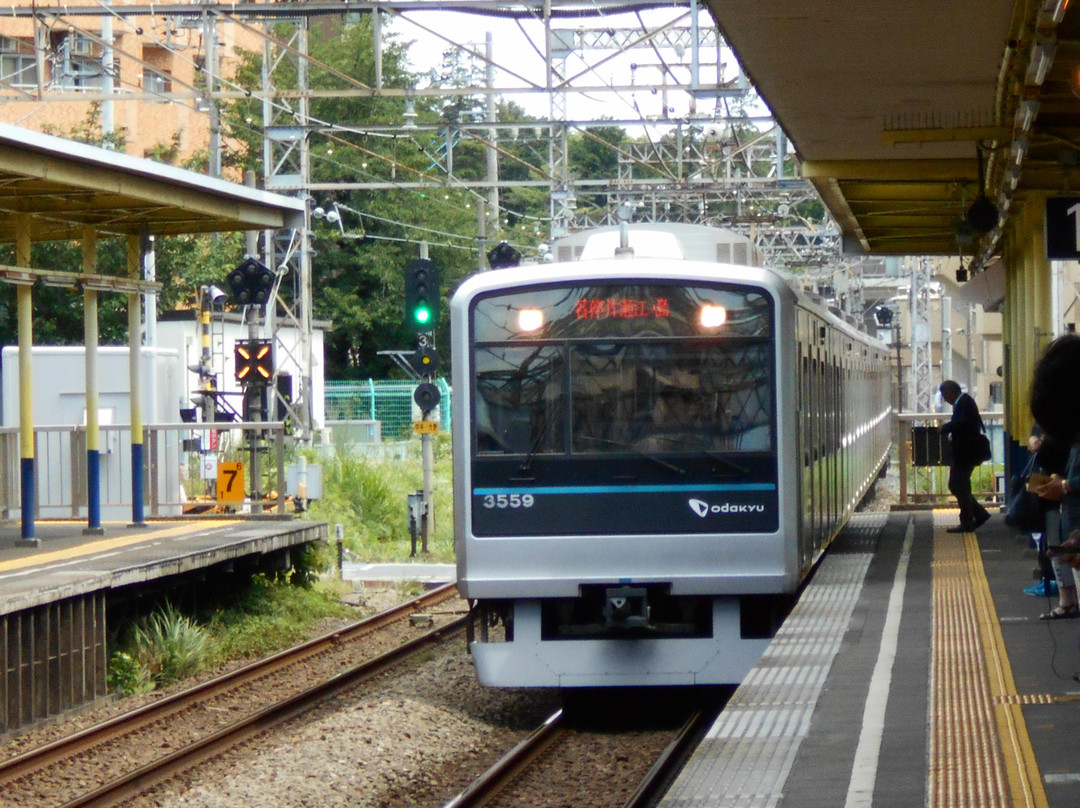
[84,229,104,535]
[15,214,36,546]
[128,234,146,527]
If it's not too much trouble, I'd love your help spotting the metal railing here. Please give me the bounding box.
[895,411,1006,508]
[1,422,287,521]
[1,411,1009,520]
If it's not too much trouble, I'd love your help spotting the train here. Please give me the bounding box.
[450,223,892,688]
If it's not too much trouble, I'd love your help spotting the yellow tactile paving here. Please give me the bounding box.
[0,521,233,573]
[930,509,1049,808]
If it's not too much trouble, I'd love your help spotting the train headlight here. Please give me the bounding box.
[518,308,545,332]
[699,304,727,329]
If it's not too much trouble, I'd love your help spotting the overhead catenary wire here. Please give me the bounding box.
[69,1,570,205]
[33,1,716,185]
[23,4,506,219]
[12,2,754,250]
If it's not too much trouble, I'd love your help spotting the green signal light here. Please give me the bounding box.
[404,259,440,332]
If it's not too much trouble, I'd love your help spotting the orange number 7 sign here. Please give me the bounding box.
[216,461,245,503]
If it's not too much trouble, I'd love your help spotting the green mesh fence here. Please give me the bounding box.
[324,379,451,440]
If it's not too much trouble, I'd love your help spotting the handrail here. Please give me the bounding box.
[894,411,1005,508]
[0,421,288,520]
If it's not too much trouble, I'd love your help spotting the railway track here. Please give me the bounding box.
[442,707,713,808]
[0,583,467,808]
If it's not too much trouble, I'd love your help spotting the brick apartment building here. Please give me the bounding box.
[0,2,260,169]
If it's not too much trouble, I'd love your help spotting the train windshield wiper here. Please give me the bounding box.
[578,436,687,476]
[517,412,553,475]
[630,434,749,476]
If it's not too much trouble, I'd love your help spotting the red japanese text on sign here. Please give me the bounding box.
[574,297,670,320]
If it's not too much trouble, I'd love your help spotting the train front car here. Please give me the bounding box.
[452,260,802,688]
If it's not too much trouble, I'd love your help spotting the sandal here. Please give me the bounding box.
[1040,604,1080,620]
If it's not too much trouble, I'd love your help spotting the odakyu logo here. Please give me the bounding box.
[689,498,766,517]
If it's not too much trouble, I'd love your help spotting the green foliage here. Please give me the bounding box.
[205,573,354,663]
[106,651,155,696]
[153,231,248,312]
[145,130,184,165]
[306,439,454,562]
[108,572,355,693]
[129,604,212,686]
[309,453,400,545]
[293,540,334,587]
[41,103,128,152]
[218,18,551,378]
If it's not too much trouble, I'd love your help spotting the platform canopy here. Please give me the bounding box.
[707,1,1074,260]
[0,121,304,244]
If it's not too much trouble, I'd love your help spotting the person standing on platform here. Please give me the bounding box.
[1024,430,1079,617]
[1031,336,1080,592]
[939,379,992,534]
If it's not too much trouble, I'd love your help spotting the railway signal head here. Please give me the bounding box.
[234,339,274,385]
[414,382,441,414]
[404,259,440,332]
[227,257,275,307]
[410,344,441,377]
[487,241,521,269]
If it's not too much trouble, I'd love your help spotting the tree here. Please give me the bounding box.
[221,17,486,379]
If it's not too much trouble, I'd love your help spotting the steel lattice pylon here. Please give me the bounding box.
[910,256,934,413]
[0,0,866,425]
[261,21,316,440]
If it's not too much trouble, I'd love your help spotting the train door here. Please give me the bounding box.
[813,319,827,552]
[796,309,813,567]
[826,330,841,549]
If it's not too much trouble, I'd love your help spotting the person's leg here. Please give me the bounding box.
[957,461,990,526]
[948,462,975,526]
[1042,558,1080,618]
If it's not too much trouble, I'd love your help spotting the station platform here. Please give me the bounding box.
[659,509,1080,808]
[0,516,328,736]
[0,517,328,615]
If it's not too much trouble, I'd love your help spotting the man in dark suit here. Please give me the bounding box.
[939,380,991,533]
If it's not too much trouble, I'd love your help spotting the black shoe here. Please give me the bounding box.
[946,525,970,534]
[972,512,991,530]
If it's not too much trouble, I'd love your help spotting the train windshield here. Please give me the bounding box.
[472,282,775,457]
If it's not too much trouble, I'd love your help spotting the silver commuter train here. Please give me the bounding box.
[451,224,892,688]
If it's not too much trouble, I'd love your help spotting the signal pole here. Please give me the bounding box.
[228,258,276,510]
[403,249,441,553]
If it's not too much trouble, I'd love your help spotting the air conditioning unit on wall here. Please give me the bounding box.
[69,36,95,57]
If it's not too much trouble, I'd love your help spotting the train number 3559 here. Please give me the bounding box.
[481,493,536,509]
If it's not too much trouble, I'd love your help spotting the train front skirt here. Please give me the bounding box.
[470,598,771,687]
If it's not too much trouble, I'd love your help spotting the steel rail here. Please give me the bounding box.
[0,582,459,786]
[441,710,566,808]
[441,707,710,808]
[622,710,709,808]
[58,612,470,808]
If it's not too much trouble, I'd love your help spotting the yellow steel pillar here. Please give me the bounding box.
[1028,196,1054,351]
[83,227,104,535]
[1002,230,1019,442]
[1003,197,1052,452]
[1002,249,1016,431]
[127,234,146,526]
[15,214,36,546]
[1002,232,1015,428]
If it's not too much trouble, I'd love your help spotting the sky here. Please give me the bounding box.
[385,6,746,127]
